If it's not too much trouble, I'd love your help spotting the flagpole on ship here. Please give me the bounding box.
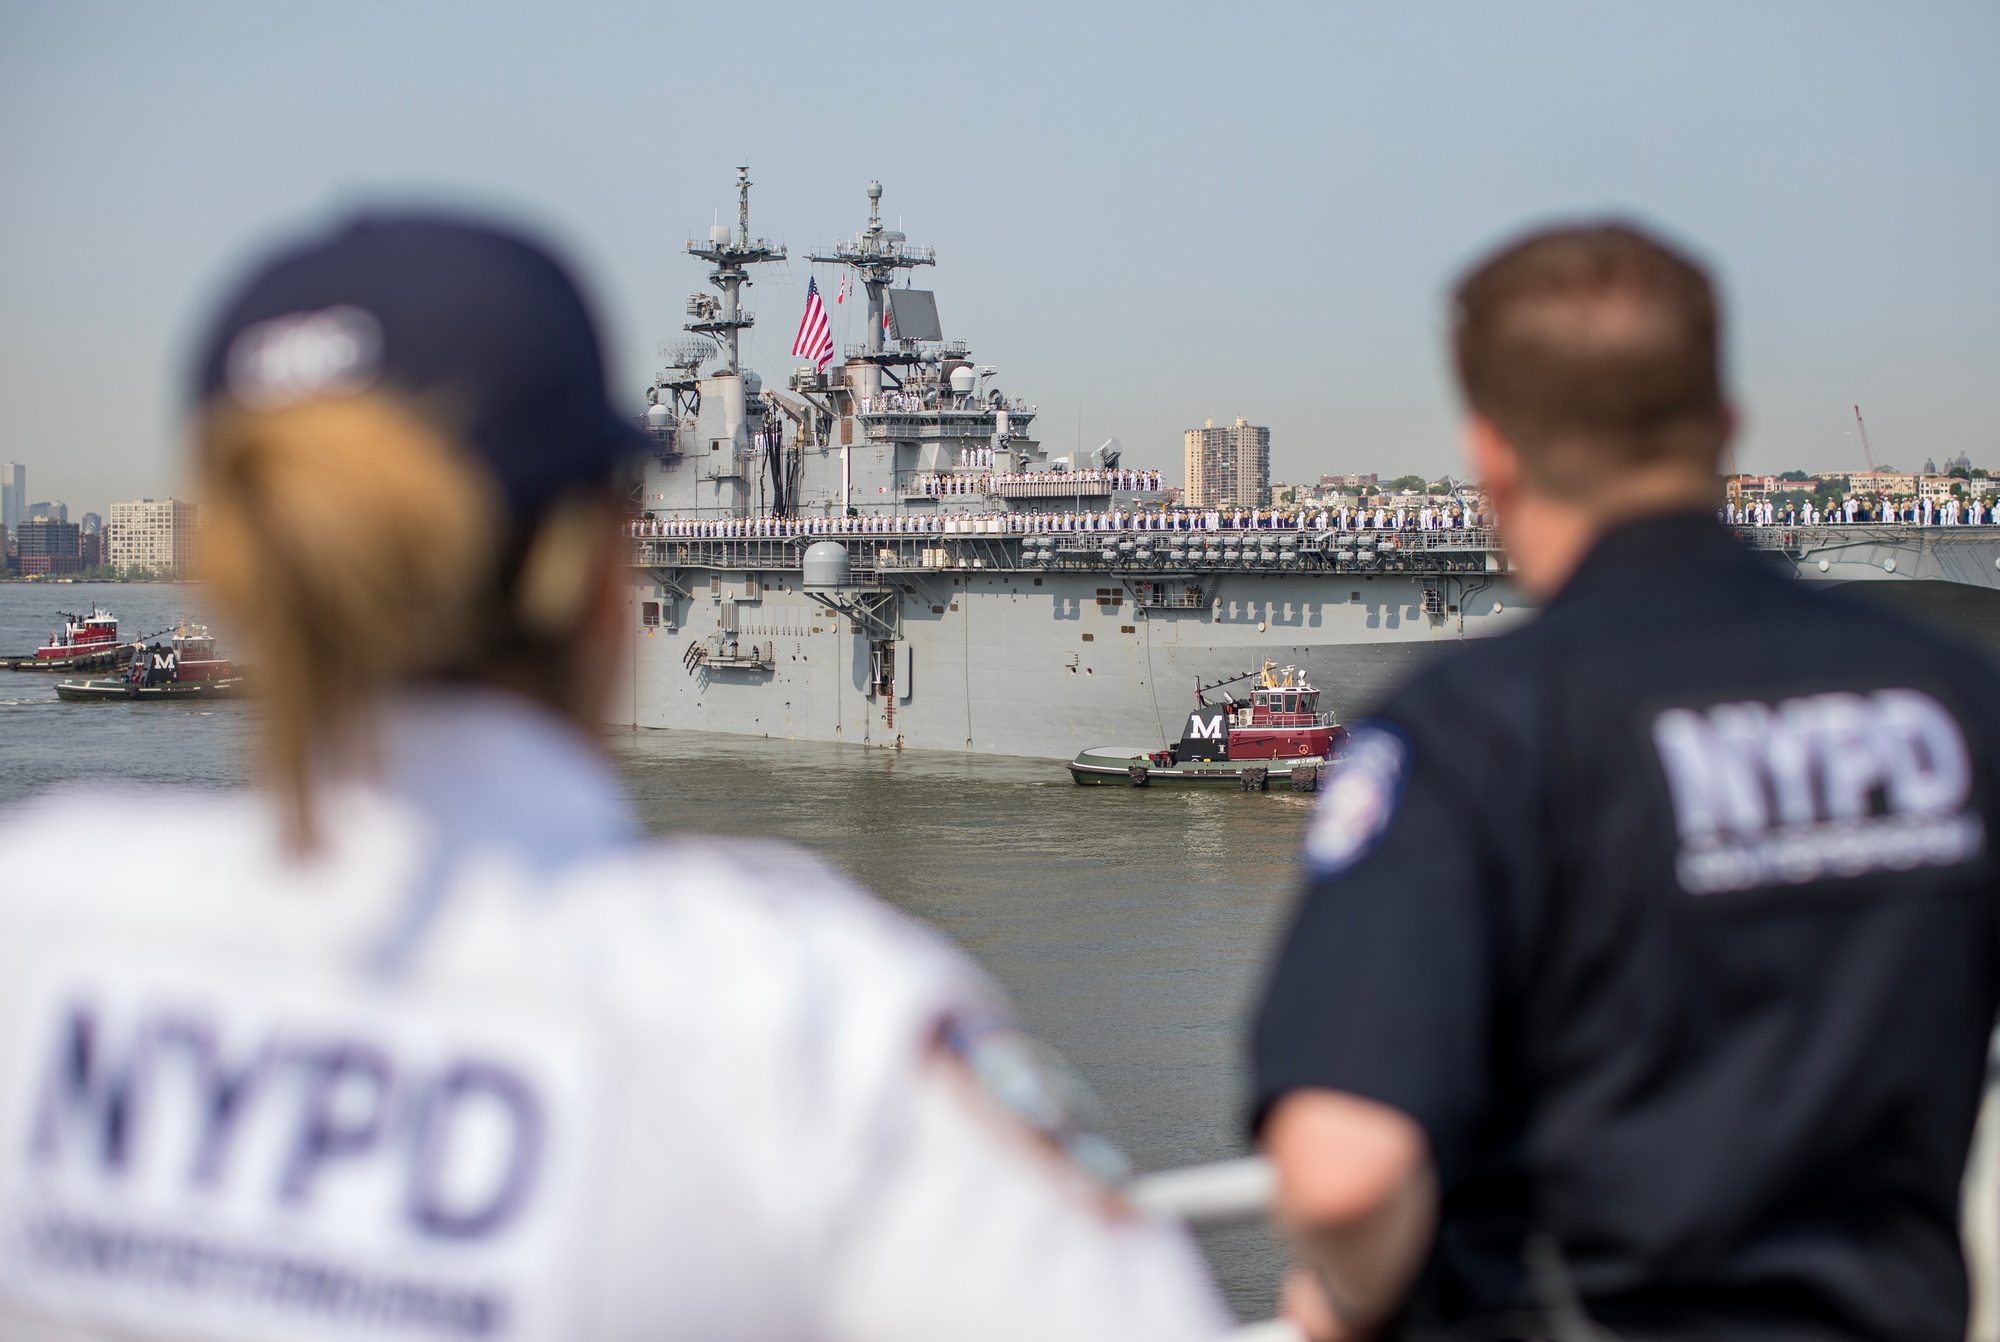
[810,181,935,517]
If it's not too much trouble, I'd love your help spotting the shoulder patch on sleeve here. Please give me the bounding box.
[941,1018,1132,1189]
[1303,723,1411,877]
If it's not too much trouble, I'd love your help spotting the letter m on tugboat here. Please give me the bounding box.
[1068,663,1348,792]
[1180,709,1229,760]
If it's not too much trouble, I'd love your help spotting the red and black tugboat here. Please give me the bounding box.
[1068,663,1347,790]
[1,607,133,672]
[54,623,245,702]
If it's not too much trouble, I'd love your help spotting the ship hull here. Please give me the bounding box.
[2,645,131,672]
[1066,747,1328,788]
[54,677,246,703]
[615,563,1523,758]
[612,526,2000,760]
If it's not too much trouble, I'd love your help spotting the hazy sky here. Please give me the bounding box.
[2,2,1995,513]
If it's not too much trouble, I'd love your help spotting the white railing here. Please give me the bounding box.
[1131,1157,1303,1342]
[1130,1156,1274,1230]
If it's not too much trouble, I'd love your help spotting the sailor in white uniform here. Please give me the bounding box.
[0,213,1228,1342]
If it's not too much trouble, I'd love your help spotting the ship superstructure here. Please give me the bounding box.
[619,172,2000,758]
[637,173,1137,530]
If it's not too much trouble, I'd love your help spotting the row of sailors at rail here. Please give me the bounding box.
[1726,496,1998,526]
[920,470,1167,495]
[630,503,1491,539]
[858,392,928,414]
[856,392,1025,417]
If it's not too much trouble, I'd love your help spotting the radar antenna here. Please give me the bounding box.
[658,338,715,372]
[684,165,785,375]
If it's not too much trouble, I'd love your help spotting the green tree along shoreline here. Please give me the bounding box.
[0,565,184,582]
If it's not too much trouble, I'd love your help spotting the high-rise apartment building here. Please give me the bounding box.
[17,519,83,576]
[1182,416,1271,508]
[1,463,22,539]
[106,498,199,575]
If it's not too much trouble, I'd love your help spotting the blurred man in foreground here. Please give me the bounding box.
[1254,223,2000,1339]
[0,214,1228,1341]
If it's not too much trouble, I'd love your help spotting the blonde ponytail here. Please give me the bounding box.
[197,393,500,845]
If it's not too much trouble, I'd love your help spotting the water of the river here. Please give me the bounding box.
[0,580,1296,1319]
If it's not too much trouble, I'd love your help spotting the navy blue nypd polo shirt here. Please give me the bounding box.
[1253,513,2000,1341]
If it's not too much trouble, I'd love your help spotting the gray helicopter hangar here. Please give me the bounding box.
[621,169,1526,758]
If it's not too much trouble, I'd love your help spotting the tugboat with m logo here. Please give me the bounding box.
[54,624,245,702]
[1067,662,1346,790]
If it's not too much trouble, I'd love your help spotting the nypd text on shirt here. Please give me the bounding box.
[3,969,590,1342]
[1651,688,1984,895]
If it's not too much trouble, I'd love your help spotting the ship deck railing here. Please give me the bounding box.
[1729,522,2000,552]
[841,336,965,361]
[632,520,2000,578]
[631,531,1508,576]
[899,474,1166,500]
[864,412,997,440]
[1238,711,1337,729]
[987,476,1117,498]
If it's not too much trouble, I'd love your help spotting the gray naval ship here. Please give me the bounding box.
[616,168,2000,759]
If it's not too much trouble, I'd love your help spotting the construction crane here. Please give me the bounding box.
[1853,405,1879,472]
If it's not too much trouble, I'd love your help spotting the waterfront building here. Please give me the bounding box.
[80,512,101,535]
[106,497,198,575]
[1848,471,1915,498]
[1727,475,1787,501]
[1,463,22,539]
[1183,416,1271,508]
[17,518,82,576]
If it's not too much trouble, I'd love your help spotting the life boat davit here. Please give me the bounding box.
[1067,663,1347,791]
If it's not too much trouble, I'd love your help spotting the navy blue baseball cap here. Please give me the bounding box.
[193,212,646,529]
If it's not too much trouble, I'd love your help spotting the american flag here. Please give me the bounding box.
[792,277,833,371]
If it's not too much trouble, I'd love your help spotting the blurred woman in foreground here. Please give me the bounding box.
[0,214,1226,1342]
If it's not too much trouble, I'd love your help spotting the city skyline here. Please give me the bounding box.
[3,4,1996,509]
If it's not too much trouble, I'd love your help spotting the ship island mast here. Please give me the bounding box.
[808,181,935,397]
[684,165,785,375]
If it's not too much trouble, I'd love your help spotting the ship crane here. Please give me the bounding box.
[1853,405,1879,473]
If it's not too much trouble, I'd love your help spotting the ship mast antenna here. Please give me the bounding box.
[808,181,936,390]
[684,164,786,376]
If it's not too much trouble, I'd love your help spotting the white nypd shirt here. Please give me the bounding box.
[0,690,1227,1342]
